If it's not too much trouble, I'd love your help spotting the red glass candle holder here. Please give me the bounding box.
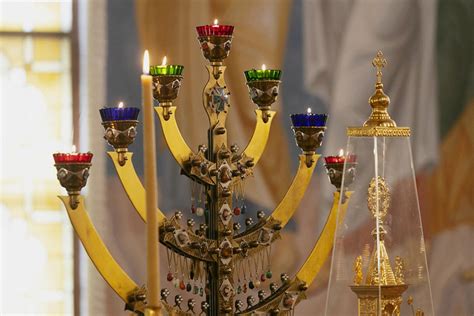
[324,154,357,164]
[53,152,93,163]
[196,24,234,37]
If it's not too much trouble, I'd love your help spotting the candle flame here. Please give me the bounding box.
[72,145,77,153]
[162,56,167,66]
[339,148,344,156]
[118,101,124,108]
[143,50,150,74]
[214,19,219,25]
[262,64,266,70]
[307,107,312,114]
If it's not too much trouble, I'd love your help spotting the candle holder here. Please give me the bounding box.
[292,126,326,167]
[101,120,138,166]
[99,107,139,166]
[246,80,281,123]
[152,75,183,120]
[53,153,92,209]
[324,160,357,191]
[55,23,365,316]
[198,35,233,63]
[197,23,234,63]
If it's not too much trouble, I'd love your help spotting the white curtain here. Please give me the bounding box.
[303,0,439,168]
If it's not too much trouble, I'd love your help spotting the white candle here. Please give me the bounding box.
[141,50,161,311]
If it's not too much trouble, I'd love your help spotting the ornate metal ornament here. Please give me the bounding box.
[219,203,233,226]
[367,176,391,221]
[208,86,229,113]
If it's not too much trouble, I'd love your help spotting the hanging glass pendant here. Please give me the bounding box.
[324,51,434,316]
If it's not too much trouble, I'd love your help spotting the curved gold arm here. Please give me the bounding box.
[58,195,139,302]
[270,154,319,226]
[155,106,192,168]
[234,154,318,243]
[241,109,276,165]
[155,106,215,185]
[108,151,166,223]
[295,190,353,285]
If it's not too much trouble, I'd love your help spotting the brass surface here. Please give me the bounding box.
[347,51,411,137]
[58,195,139,302]
[155,106,215,185]
[347,126,410,137]
[241,109,276,166]
[152,75,183,103]
[198,35,233,62]
[55,162,91,209]
[102,120,138,149]
[296,190,352,285]
[269,154,319,227]
[144,306,163,316]
[350,284,408,316]
[108,151,166,223]
[325,162,357,190]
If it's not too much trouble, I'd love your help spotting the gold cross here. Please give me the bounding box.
[372,50,387,84]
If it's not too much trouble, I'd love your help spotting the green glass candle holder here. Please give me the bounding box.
[150,65,184,76]
[244,69,282,82]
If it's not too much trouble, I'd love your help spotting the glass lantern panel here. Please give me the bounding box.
[325,136,434,316]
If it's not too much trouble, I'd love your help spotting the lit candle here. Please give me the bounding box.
[149,55,184,76]
[290,107,327,127]
[99,101,140,122]
[141,50,161,311]
[53,145,93,163]
[196,19,234,36]
[244,64,282,82]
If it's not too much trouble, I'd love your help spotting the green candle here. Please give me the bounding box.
[244,64,281,82]
[150,56,184,76]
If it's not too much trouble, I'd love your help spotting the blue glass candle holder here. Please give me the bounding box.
[99,107,140,122]
[290,113,327,127]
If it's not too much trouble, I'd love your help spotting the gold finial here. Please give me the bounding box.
[372,50,387,84]
[353,256,363,285]
[363,50,397,128]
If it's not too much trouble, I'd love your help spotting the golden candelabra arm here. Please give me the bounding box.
[155,106,215,185]
[58,195,139,303]
[234,154,319,245]
[296,190,352,285]
[109,151,216,262]
[269,154,320,227]
[241,109,276,166]
[108,151,166,223]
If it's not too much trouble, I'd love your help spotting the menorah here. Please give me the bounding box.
[53,22,353,315]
